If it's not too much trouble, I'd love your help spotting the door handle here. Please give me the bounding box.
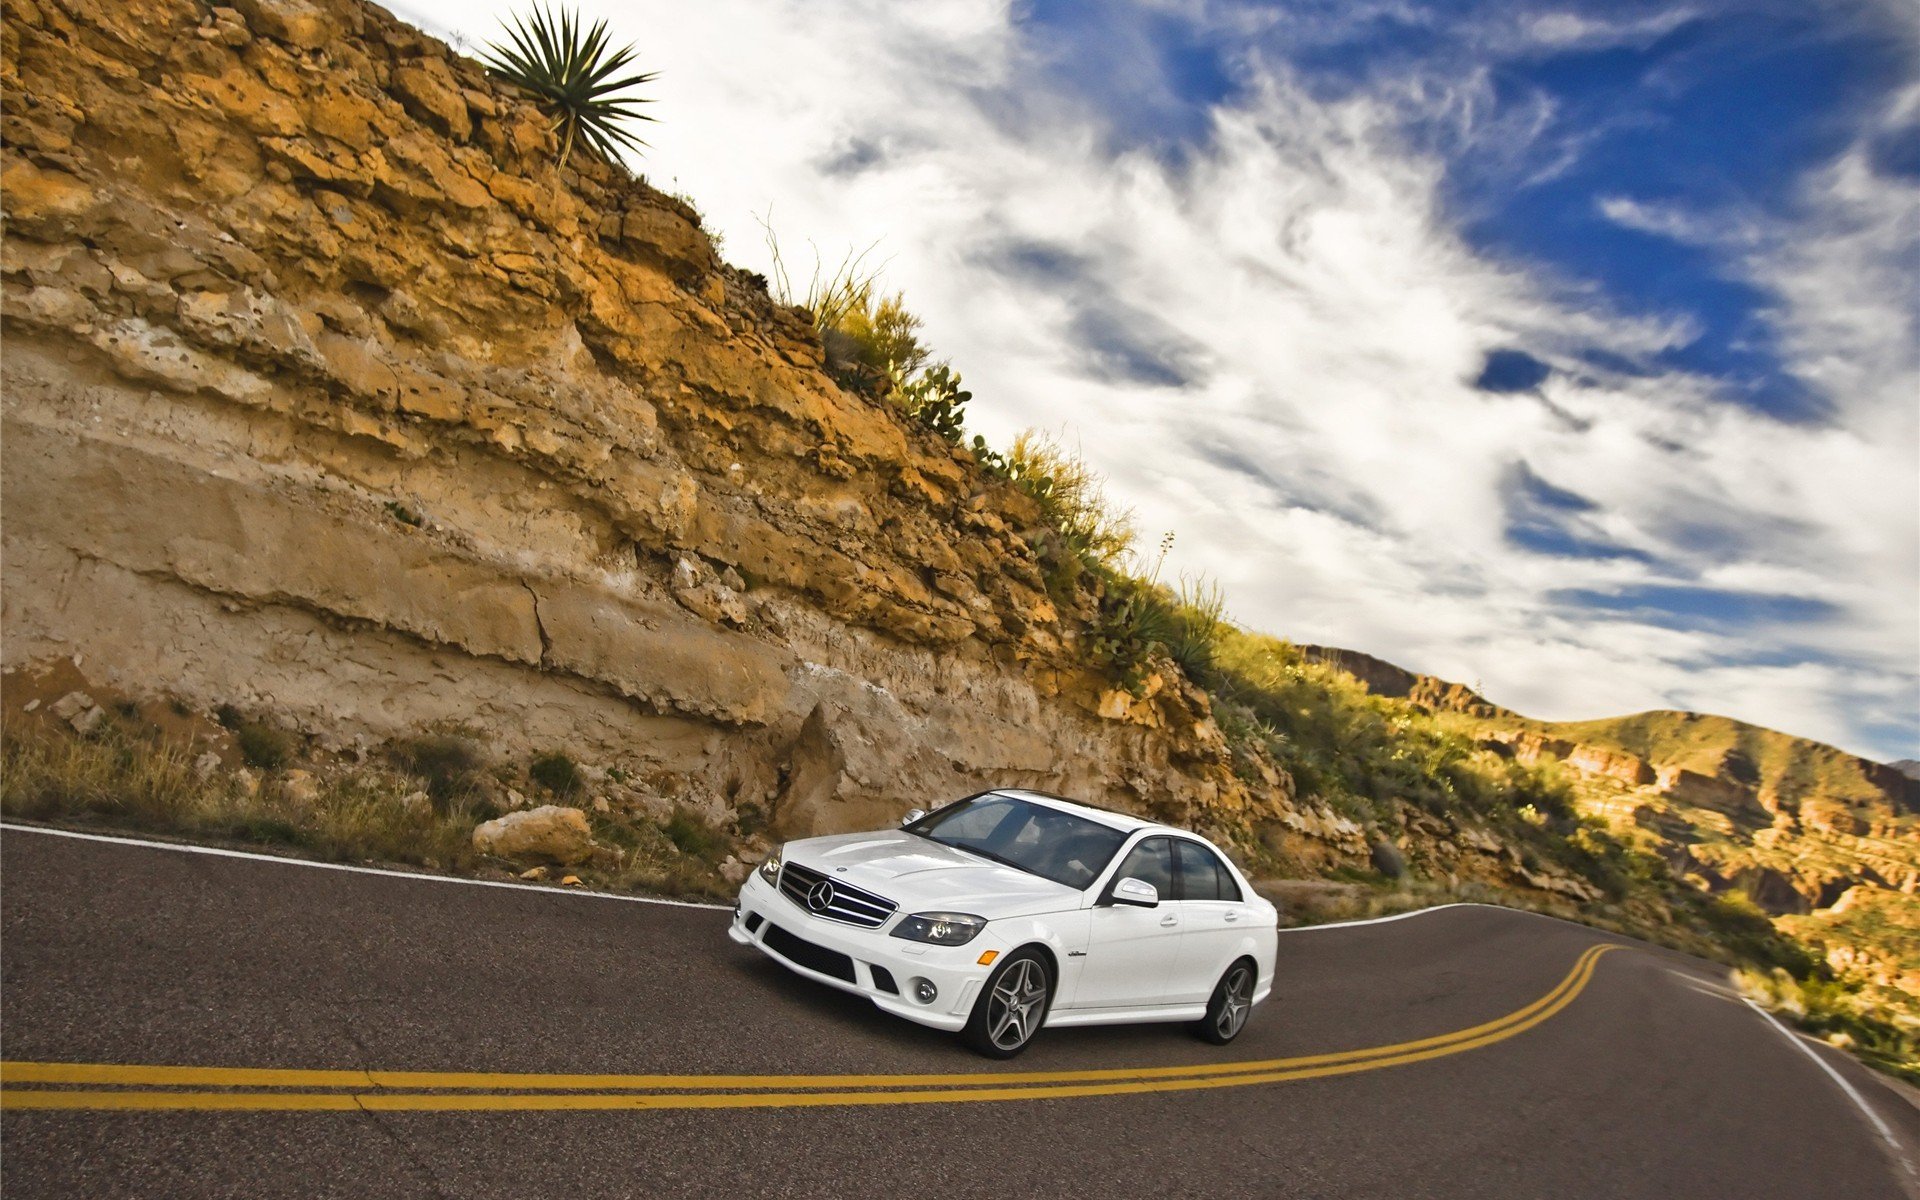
[1159,914,1178,927]
[1224,912,1240,922]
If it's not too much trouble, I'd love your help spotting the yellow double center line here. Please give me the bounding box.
[0,944,1620,1112]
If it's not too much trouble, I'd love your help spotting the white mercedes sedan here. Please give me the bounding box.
[729,789,1278,1057]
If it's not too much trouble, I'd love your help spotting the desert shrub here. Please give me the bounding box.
[1216,699,1289,783]
[842,292,931,378]
[214,705,296,770]
[761,223,932,388]
[234,721,294,770]
[664,807,726,860]
[1503,762,1577,823]
[1000,431,1134,567]
[389,733,488,803]
[529,751,581,796]
[1693,890,1825,976]
[1547,824,1634,900]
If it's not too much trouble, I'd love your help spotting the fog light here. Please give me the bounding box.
[912,978,938,1004]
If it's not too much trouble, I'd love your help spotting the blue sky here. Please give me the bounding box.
[397,0,1919,761]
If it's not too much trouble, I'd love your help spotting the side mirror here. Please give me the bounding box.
[901,808,927,827]
[1111,876,1159,908]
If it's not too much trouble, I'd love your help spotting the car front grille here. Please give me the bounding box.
[777,860,898,929]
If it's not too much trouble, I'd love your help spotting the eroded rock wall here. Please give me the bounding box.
[1,0,1277,840]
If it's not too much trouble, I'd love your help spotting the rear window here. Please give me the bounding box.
[1174,840,1242,902]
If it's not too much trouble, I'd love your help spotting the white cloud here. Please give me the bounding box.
[1522,8,1699,52]
[389,0,1917,760]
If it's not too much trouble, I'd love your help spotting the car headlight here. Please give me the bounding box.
[758,846,783,885]
[889,912,987,946]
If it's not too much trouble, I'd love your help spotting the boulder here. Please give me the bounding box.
[280,769,320,805]
[229,0,331,49]
[1519,868,1603,903]
[1369,840,1406,879]
[473,805,593,865]
[49,690,104,734]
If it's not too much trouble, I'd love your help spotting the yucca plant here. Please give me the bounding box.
[1166,576,1227,680]
[483,4,656,166]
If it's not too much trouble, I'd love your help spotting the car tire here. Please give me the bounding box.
[1194,959,1257,1045]
[960,948,1053,1059]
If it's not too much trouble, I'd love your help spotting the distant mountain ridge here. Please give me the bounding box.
[1298,644,1917,812]
[1301,644,1920,1006]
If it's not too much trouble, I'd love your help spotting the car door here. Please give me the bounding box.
[1070,836,1185,1009]
[1168,839,1254,1003]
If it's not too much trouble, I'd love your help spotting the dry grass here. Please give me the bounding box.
[2,718,482,867]
[0,719,733,898]
[1004,431,1135,566]
[759,219,929,378]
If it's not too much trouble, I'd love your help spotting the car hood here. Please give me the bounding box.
[783,830,1084,918]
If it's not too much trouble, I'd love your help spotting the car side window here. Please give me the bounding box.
[1111,837,1174,900]
[1174,840,1242,902]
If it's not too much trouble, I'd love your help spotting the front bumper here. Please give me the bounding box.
[729,872,1004,1033]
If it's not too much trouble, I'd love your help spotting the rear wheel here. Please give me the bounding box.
[1194,960,1256,1044]
[961,949,1052,1059]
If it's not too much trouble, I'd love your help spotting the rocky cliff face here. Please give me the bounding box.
[1,0,1281,843]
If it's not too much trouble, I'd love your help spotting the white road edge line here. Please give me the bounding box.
[1744,996,1914,1178]
[1275,900,1566,932]
[0,822,733,910]
[0,826,1575,930]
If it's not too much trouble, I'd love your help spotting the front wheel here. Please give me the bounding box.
[1194,960,1256,1044]
[960,950,1052,1058]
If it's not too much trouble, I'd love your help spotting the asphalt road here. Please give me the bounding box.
[3,826,1916,1199]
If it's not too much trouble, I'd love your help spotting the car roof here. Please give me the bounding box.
[988,789,1167,836]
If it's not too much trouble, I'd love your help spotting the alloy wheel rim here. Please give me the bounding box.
[1217,966,1253,1038]
[988,959,1048,1050]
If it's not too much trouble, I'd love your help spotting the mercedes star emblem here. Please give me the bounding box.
[806,880,834,913]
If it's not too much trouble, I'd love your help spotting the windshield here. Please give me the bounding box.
[905,794,1128,889]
